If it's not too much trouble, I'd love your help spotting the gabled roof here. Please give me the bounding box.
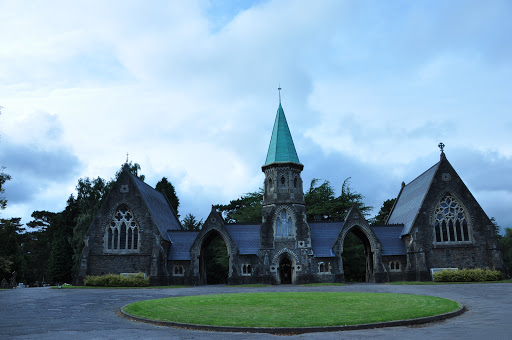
[167,231,199,260]
[264,103,301,166]
[387,161,440,236]
[225,224,260,255]
[129,172,182,241]
[371,225,406,255]
[309,222,344,257]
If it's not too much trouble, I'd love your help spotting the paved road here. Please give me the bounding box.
[0,283,510,339]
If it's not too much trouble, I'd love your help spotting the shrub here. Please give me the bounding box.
[84,273,149,287]
[433,268,504,282]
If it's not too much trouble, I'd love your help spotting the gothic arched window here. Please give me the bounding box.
[275,209,294,238]
[433,194,471,243]
[105,204,140,252]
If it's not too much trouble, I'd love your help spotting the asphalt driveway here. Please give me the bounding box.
[0,283,510,339]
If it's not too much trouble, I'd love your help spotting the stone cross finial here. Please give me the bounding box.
[438,142,445,154]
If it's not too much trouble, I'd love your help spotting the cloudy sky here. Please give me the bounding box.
[1,0,512,230]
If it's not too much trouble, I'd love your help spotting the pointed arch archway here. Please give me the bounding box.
[198,230,231,285]
[337,222,383,283]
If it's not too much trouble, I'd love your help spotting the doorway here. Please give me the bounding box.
[279,257,292,284]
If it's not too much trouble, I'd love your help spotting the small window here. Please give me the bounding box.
[389,261,401,272]
[173,265,184,276]
[293,177,297,188]
[281,176,286,185]
[242,264,252,276]
[318,262,330,273]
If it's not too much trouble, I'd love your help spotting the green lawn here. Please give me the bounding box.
[123,292,460,327]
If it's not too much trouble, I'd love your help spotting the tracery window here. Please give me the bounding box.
[433,195,471,243]
[275,209,294,238]
[105,204,139,252]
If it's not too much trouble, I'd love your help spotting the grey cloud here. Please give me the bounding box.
[0,141,82,203]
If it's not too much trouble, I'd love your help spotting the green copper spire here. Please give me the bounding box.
[264,102,301,166]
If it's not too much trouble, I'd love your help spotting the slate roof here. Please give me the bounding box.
[225,224,261,255]
[167,231,199,260]
[309,222,344,257]
[371,225,407,255]
[130,173,182,242]
[264,103,301,166]
[387,161,440,236]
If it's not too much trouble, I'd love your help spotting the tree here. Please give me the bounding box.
[71,177,113,274]
[0,167,11,210]
[115,161,145,181]
[214,189,264,223]
[21,211,56,284]
[47,196,79,284]
[498,227,512,272]
[181,213,203,231]
[156,177,180,216]
[371,198,396,225]
[0,218,24,282]
[305,178,371,221]
[341,232,366,282]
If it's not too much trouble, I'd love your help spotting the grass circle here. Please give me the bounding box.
[123,292,460,328]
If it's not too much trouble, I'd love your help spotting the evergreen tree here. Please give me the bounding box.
[0,218,24,282]
[47,196,79,284]
[156,177,180,216]
[214,189,263,223]
[181,213,203,231]
[0,167,11,210]
[371,198,396,225]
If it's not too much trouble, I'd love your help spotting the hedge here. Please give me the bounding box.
[84,273,150,287]
[433,268,503,282]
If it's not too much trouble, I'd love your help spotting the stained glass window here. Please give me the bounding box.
[434,195,471,243]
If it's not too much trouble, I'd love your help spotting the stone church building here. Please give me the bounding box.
[76,99,504,285]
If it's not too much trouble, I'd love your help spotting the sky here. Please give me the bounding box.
[1,0,512,231]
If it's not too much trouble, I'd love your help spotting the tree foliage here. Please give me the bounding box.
[371,198,396,225]
[214,178,371,224]
[305,178,372,221]
[181,213,203,231]
[341,232,366,282]
[498,227,512,272]
[214,189,264,223]
[0,218,24,282]
[204,235,229,284]
[156,177,180,216]
[0,167,11,210]
[116,161,145,181]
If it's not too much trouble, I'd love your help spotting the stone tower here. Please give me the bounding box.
[260,94,312,284]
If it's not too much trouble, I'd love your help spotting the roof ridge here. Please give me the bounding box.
[405,161,440,187]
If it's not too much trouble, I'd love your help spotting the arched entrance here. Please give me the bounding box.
[199,231,229,284]
[279,257,292,284]
[342,227,374,282]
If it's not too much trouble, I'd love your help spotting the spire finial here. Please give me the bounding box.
[438,142,445,153]
[278,85,282,104]
[126,152,129,163]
